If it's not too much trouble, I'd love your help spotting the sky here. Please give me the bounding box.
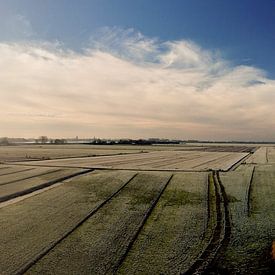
[0,0,275,141]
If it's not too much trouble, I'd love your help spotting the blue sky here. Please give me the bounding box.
[1,1,275,140]
[1,0,275,76]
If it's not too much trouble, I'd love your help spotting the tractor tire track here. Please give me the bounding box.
[185,171,231,275]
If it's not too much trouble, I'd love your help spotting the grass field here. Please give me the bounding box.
[0,144,274,274]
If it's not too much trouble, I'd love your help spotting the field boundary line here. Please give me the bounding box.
[15,173,138,275]
[0,169,92,203]
[0,168,62,186]
[113,174,174,273]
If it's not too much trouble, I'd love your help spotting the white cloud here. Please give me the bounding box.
[0,27,275,140]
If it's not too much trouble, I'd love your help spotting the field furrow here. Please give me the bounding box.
[0,144,273,274]
[0,145,145,162]
[12,150,248,171]
[26,172,172,275]
[0,166,61,185]
[117,172,208,274]
[0,168,91,203]
[142,153,204,168]
[0,166,35,176]
[0,170,135,274]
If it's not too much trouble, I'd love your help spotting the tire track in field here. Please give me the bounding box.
[205,173,213,235]
[185,171,231,275]
[0,168,62,186]
[216,172,232,253]
[113,174,174,273]
[15,173,138,275]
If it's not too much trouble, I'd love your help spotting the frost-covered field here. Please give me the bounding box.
[14,150,249,171]
[0,144,274,274]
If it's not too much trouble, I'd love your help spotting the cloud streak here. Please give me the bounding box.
[0,27,275,140]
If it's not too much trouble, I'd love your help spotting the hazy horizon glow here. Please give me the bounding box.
[1,27,275,141]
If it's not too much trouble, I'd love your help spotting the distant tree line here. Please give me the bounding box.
[84,138,181,145]
[35,136,67,144]
[50,139,67,144]
[2,136,275,145]
[0,137,10,145]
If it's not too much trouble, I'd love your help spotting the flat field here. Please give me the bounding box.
[0,144,145,162]
[0,144,274,274]
[14,150,248,171]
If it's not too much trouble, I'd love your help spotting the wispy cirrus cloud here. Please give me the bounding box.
[0,27,274,140]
